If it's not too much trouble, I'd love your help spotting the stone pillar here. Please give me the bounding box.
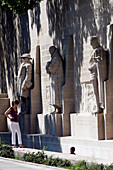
[0,93,10,132]
[56,114,62,137]
[25,114,31,134]
[105,113,113,139]
[105,24,113,139]
[31,46,42,133]
[62,36,75,136]
[37,113,62,136]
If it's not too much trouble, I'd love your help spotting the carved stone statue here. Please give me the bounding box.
[89,36,108,114]
[46,46,64,113]
[17,53,33,114]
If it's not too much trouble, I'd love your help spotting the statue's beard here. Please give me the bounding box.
[92,42,100,49]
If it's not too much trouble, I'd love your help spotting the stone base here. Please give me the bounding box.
[63,114,70,136]
[37,113,62,137]
[56,114,62,137]
[25,114,30,134]
[70,113,105,140]
[0,116,7,132]
[105,113,113,139]
[1,133,113,164]
[0,95,9,114]
[0,93,10,132]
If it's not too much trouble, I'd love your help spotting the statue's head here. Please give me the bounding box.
[21,53,32,60]
[49,46,56,56]
[90,36,100,49]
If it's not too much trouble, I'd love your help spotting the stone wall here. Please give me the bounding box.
[0,6,31,101]
[35,0,113,116]
[1,0,113,135]
[36,0,113,135]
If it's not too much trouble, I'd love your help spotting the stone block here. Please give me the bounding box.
[63,114,70,136]
[0,93,8,98]
[25,114,30,134]
[0,94,9,132]
[70,113,105,140]
[0,115,7,132]
[37,114,44,134]
[37,113,62,137]
[31,45,42,133]
[105,24,113,115]
[56,114,62,137]
[0,98,10,114]
[105,113,113,139]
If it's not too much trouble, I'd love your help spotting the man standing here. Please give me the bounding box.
[46,46,64,113]
[89,36,108,114]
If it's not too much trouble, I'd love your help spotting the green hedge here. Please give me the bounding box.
[0,143,113,170]
[23,152,113,170]
[0,143,14,158]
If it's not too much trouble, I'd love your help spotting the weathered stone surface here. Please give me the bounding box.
[62,36,75,136]
[70,113,105,140]
[105,113,113,139]
[1,0,113,147]
[0,94,8,98]
[0,98,10,115]
[0,115,7,132]
[105,24,113,115]
[0,94,10,132]
[80,83,96,113]
[31,46,42,133]
[37,113,62,137]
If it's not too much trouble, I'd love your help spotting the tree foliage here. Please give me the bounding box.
[0,0,44,14]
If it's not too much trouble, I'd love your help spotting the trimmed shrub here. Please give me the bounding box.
[0,143,14,158]
[23,151,72,168]
[106,164,113,170]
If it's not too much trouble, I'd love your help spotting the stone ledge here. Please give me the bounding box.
[13,146,113,165]
[1,133,113,164]
[105,113,113,139]
[0,98,10,114]
[0,93,8,98]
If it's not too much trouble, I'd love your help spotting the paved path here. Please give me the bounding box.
[0,157,68,170]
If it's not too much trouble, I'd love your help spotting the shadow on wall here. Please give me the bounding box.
[46,0,112,113]
[22,134,62,152]
[37,113,58,136]
[19,14,31,55]
[0,38,7,93]
[29,4,41,36]
[0,6,31,97]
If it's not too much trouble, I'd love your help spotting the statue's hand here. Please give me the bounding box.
[46,61,51,68]
[22,86,27,90]
[93,56,101,61]
[88,67,92,71]
[46,61,51,73]
[15,76,17,81]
